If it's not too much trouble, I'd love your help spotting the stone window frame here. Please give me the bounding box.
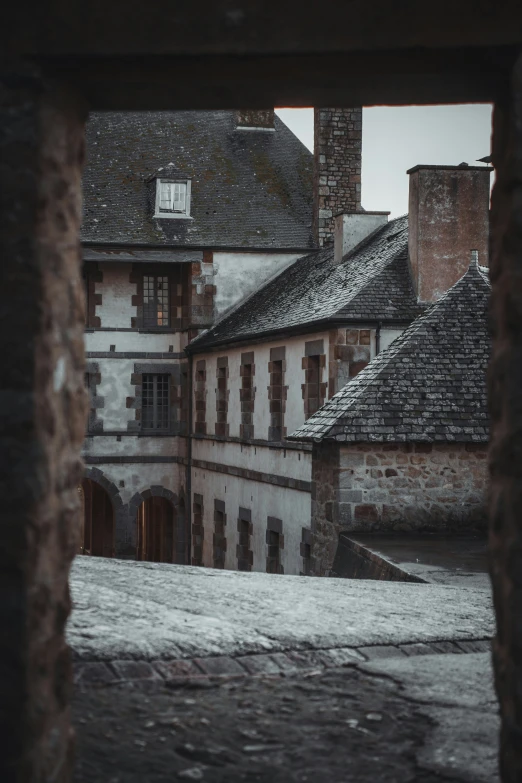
[240,351,256,440]
[129,263,188,331]
[179,361,190,436]
[300,527,313,576]
[192,493,204,566]
[215,356,230,437]
[236,507,253,572]
[85,361,104,433]
[302,339,327,419]
[267,346,288,442]
[194,359,207,435]
[127,362,181,435]
[213,499,227,569]
[153,178,193,219]
[266,516,284,574]
[83,263,102,328]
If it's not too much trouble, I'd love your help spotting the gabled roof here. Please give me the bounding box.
[81,111,313,250]
[290,261,491,444]
[189,214,424,351]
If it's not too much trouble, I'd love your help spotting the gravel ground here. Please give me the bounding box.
[73,665,488,783]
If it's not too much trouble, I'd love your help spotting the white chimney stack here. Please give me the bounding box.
[333,211,390,264]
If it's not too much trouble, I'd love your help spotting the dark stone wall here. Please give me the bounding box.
[488,53,522,783]
[0,65,87,781]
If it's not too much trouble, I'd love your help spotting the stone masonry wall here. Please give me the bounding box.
[313,108,362,247]
[311,442,488,576]
[328,327,372,397]
[0,66,88,781]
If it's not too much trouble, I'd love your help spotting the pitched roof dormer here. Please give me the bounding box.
[149,163,193,220]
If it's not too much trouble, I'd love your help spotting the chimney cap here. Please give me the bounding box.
[333,209,390,218]
[406,163,492,175]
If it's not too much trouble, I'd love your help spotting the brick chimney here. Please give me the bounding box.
[407,164,491,302]
[334,211,389,264]
[313,108,362,247]
[236,110,275,130]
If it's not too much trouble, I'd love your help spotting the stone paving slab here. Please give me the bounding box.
[68,557,493,663]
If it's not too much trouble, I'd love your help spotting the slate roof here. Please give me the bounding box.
[189,214,424,351]
[289,261,491,444]
[82,111,314,250]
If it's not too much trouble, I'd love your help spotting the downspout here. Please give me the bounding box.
[186,352,193,565]
[375,321,382,355]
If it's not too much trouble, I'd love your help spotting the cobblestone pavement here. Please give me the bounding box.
[73,649,498,783]
[73,638,491,688]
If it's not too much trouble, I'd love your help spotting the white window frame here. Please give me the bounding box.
[154,178,192,219]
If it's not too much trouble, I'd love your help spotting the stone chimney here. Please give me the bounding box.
[407,164,491,302]
[334,211,390,264]
[313,108,362,247]
[236,110,275,130]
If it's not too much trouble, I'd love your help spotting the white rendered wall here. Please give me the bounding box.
[85,330,182,353]
[213,252,304,318]
[191,463,311,575]
[95,262,136,328]
[192,439,310,482]
[379,328,405,353]
[90,462,184,508]
[195,331,331,442]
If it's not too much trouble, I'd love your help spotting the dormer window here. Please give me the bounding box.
[154,178,191,219]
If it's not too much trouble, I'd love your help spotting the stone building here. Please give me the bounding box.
[186,163,491,575]
[80,109,315,559]
[290,259,491,575]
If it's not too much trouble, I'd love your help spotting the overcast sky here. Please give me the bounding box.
[275,105,493,218]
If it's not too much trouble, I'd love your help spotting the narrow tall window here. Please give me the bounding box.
[240,352,255,440]
[300,528,313,576]
[143,275,169,327]
[268,347,286,441]
[142,374,170,431]
[194,360,207,435]
[237,508,253,572]
[215,357,229,437]
[266,516,284,574]
[192,494,204,566]
[303,340,326,419]
[213,500,227,569]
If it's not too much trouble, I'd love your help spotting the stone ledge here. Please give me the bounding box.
[73,638,492,688]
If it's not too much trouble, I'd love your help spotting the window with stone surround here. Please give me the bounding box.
[143,274,169,328]
[237,507,253,571]
[240,352,255,440]
[142,374,170,431]
[213,499,227,569]
[130,264,189,330]
[302,339,327,419]
[266,516,284,574]
[192,493,204,566]
[194,359,207,435]
[128,363,180,434]
[268,347,287,441]
[215,356,229,437]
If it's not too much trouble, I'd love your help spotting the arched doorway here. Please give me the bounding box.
[137,496,175,563]
[80,478,114,557]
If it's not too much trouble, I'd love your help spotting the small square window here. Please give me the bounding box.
[154,179,191,219]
